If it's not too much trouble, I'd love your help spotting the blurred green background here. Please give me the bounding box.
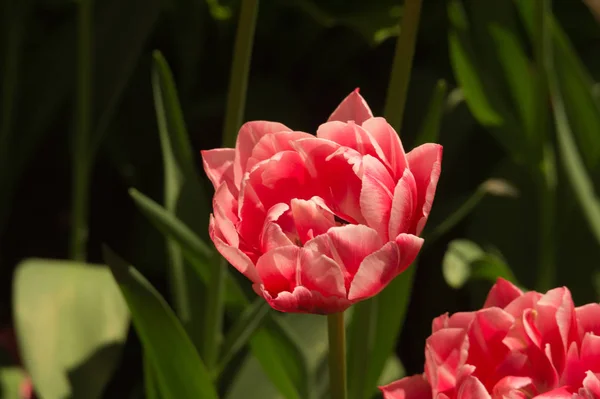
[1,0,600,398]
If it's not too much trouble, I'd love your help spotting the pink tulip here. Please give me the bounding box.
[202,89,442,314]
[379,278,600,398]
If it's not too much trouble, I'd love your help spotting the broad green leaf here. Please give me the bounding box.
[447,0,523,160]
[442,240,484,288]
[0,367,28,399]
[144,355,160,399]
[217,300,269,376]
[414,79,447,146]
[152,50,208,350]
[102,247,219,399]
[13,259,130,399]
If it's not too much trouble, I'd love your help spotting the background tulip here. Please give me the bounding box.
[380,278,600,399]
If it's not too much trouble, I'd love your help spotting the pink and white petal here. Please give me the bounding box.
[213,183,240,246]
[432,312,476,333]
[201,148,236,193]
[255,246,300,297]
[379,375,432,399]
[425,328,470,396]
[210,215,260,283]
[260,203,294,252]
[255,284,351,314]
[456,376,491,399]
[362,117,408,179]
[576,303,600,337]
[492,376,534,398]
[406,143,443,235]
[237,176,267,249]
[347,241,399,301]
[582,371,600,397]
[483,277,524,309]
[395,233,424,274]
[234,121,292,187]
[317,121,384,161]
[299,248,346,298]
[389,169,418,239]
[327,88,374,125]
[580,333,600,372]
[291,198,335,244]
[324,225,383,283]
[360,155,395,240]
[248,131,314,171]
[534,387,573,398]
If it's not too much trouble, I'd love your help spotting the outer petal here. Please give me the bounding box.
[291,197,336,244]
[348,241,399,301]
[360,155,395,240]
[209,215,260,283]
[321,225,383,285]
[255,284,351,314]
[425,328,470,396]
[389,169,418,240]
[362,117,408,179]
[406,143,443,235]
[234,121,292,187]
[247,131,314,171]
[255,246,299,297]
[327,88,374,125]
[299,248,346,298]
[483,278,524,309]
[379,375,432,399]
[201,148,236,193]
[576,303,600,337]
[213,183,239,246]
[432,312,476,333]
[456,376,491,399]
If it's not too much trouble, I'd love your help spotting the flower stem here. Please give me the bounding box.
[328,311,347,399]
[70,0,93,262]
[383,0,423,134]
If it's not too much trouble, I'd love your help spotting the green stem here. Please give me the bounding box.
[383,0,423,133]
[222,0,259,148]
[328,312,347,399]
[203,0,260,372]
[532,0,557,291]
[70,0,93,262]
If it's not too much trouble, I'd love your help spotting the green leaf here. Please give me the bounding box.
[102,247,219,399]
[442,239,518,289]
[414,79,447,146]
[13,259,130,399]
[152,50,208,352]
[144,355,160,399]
[217,300,269,376]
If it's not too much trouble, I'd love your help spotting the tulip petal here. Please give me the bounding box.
[291,197,336,244]
[327,88,374,125]
[260,203,294,252]
[247,131,314,171]
[347,241,399,301]
[362,117,408,179]
[492,376,534,398]
[582,371,600,398]
[323,225,383,283]
[255,284,351,314]
[425,328,470,396]
[360,155,395,240]
[483,278,524,309]
[209,215,260,283]
[201,148,236,193]
[234,121,292,187]
[255,246,299,297]
[576,303,600,337]
[300,248,346,298]
[406,143,443,235]
[292,138,364,223]
[456,376,491,399]
[317,121,385,161]
[379,375,432,399]
[389,169,417,240]
[395,233,424,273]
[238,176,267,249]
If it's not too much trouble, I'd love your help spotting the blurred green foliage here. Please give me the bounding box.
[1,0,600,398]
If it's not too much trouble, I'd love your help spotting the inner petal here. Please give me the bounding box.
[291,197,336,244]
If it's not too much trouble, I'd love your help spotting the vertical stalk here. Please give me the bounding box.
[70,0,93,262]
[383,0,423,133]
[328,312,347,399]
[532,0,557,291]
[202,0,260,370]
